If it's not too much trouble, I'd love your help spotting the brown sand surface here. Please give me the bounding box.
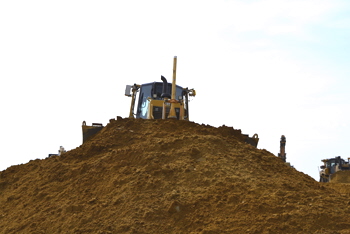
[1,118,350,234]
[330,171,350,184]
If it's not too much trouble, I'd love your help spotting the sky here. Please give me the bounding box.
[1,0,350,181]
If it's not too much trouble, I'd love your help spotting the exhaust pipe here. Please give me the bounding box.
[161,76,171,119]
[161,76,171,98]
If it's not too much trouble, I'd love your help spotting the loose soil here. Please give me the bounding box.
[330,171,350,184]
[1,118,350,234]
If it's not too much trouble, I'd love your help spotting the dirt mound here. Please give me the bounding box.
[330,171,350,183]
[1,118,350,234]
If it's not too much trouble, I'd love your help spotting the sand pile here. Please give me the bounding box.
[330,171,350,184]
[1,118,350,234]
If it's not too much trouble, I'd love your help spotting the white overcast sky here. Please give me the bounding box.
[1,0,350,181]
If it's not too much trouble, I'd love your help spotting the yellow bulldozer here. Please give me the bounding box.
[125,60,195,121]
[81,56,259,148]
[82,56,195,143]
[319,156,350,182]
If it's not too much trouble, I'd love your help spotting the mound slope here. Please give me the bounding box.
[1,118,350,234]
[330,171,350,184]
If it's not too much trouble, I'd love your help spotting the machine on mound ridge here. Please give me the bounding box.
[319,156,350,182]
[81,56,259,148]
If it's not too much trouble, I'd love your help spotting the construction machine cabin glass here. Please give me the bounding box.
[131,82,185,120]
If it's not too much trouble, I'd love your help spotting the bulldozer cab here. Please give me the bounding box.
[136,82,184,119]
[125,57,196,120]
[326,158,341,174]
[320,156,350,182]
[126,77,195,121]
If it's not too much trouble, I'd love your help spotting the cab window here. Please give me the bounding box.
[136,84,152,119]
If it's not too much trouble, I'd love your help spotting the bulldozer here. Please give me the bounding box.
[82,56,195,143]
[125,56,195,120]
[319,156,350,182]
[81,56,259,147]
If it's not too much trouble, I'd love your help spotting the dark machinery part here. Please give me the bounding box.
[278,135,286,162]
